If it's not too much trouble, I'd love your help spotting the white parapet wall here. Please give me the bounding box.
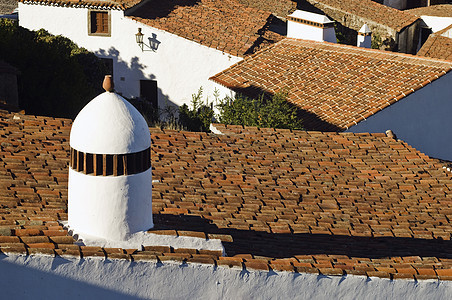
[1,254,451,299]
[18,3,240,108]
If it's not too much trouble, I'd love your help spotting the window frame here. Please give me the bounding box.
[88,10,111,37]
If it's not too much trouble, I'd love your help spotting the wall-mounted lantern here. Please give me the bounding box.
[135,28,144,51]
[135,28,161,52]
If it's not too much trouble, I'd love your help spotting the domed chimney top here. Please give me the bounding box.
[68,76,153,241]
[70,76,150,154]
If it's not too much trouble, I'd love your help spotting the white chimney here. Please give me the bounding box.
[357,24,372,48]
[68,76,153,241]
[287,10,336,43]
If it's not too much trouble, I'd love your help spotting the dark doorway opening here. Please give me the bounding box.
[140,80,158,109]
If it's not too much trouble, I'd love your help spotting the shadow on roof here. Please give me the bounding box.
[154,214,452,259]
[126,0,201,20]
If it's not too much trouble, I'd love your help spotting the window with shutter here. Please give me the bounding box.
[88,11,111,36]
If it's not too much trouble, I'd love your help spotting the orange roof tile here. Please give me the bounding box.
[417,26,452,61]
[407,4,452,17]
[306,0,419,31]
[127,0,281,57]
[1,109,452,280]
[233,0,297,18]
[210,38,452,131]
[19,0,142,10]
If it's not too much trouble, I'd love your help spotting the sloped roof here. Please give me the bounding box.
[0,0,17,14]
[1,109,452,280]
[19,0,142,10]
[210,38,452,131]
[233,0,297,18]
[406,4,452,18]
[305,0,419,31]
[418,25,452,61]
[127,0,281,57]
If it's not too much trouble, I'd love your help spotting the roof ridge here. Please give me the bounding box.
[209,38,283,81]
[127,0,276,57]
[306,0,419,31]
[210,37,452,130]
[19,0,140,10]
[283,38,452,68]
[436,24,452,36]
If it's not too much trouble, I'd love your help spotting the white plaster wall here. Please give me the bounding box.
[441,28,452,38]
[68,168,153,241]
[347,72,452,160]
[18,3,240,109]
[357,35,372,48]
[383,0,407,10]
[1,254,451,299]
[420,16,452,33]
[288,21,336,43]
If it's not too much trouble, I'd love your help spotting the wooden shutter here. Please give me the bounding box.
[90,11,109,34]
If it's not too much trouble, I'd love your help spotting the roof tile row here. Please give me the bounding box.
[417,24,452,61]
[20,0,143,10]
[128,0,282,57]
[306,0,419,31]
[0,110,452,279]
[210,38,452,131]
[407,4,452,18]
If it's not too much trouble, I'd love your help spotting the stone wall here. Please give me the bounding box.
[300,0,420,53]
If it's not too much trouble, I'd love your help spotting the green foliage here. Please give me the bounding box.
[334,22,357,46]
[371,33,383,49]
[127,97,159,126]
[0,19,107,118]
[178,87,214,132]
[217,91,303,130]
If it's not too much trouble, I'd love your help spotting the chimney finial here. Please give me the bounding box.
[386,129,397,140]
[103,75,114,92]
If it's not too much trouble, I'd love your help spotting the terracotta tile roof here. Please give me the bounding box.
[210,38,452,131]
[305,0,419,31]
[406,4,452,17]
[417,26,452,61]
[0,0,17,14]
[19,0,142,10]
[233,0,297,18]
[1,109,452,280]
[128,0,282,57]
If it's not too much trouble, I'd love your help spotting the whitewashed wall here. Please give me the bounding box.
[18,3,240,108]
[421,16,452,33]
[1,254,451,299]
[347,72,452,161]
[287,22,336,43]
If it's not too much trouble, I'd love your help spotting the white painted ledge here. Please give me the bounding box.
[63,221,224,253]
[1,254,451,299]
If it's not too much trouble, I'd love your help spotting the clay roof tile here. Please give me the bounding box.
[1,110,452,280]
